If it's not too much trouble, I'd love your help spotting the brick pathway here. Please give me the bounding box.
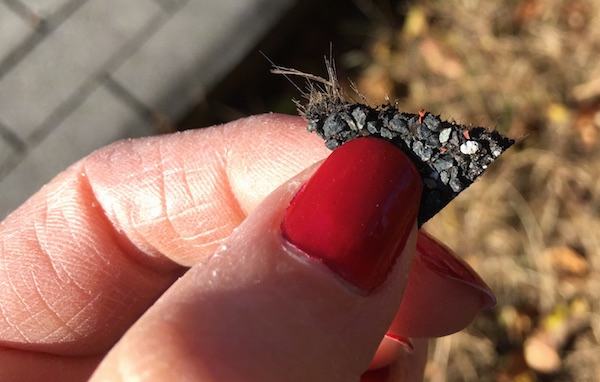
[0,0,295,217]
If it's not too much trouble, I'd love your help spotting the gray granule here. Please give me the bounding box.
[439,128,452,143]
[460,141,480,155]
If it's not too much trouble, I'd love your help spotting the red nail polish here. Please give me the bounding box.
[385,333,414,353]
[281,137,421,292]
[417,231,497,309]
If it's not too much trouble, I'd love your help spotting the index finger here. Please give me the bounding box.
[0,114,329,360]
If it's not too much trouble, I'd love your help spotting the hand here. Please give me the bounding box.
[0,114,495,381]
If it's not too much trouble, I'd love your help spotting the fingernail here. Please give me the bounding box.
[281,137,421,292]
[384,333,414,353]
[367,334,414,373]
[417,231,497,309]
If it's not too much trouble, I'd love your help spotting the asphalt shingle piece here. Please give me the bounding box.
[0,0,162,141]
[0,85,155,218]
[273,61,514,226]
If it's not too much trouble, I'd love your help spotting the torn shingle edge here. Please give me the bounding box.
[272,59,515,226]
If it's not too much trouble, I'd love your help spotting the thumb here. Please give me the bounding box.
[91,137,421,381]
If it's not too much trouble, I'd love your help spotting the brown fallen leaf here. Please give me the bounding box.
[541,246,590,278]
[524,332,562,374]
[524,300,590,373]
[418,38,465,80]
[573,102,600,150]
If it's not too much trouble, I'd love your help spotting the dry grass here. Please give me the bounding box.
[191,0,600,378]
[344,0,600,380]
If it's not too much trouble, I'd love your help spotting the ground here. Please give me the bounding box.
[181,0,600,380]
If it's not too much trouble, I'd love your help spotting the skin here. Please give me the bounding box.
[0,114,489,381]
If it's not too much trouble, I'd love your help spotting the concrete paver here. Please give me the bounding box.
[0,137,15,166]
[0,0,163,141]
[19,0,76,19]
[0,84,155,217]
[0,3,34,63]
[0,0,298,218]
[150,0,187,11]
[113,0,295,120]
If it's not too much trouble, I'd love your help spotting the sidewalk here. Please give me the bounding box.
[0,0,296,217]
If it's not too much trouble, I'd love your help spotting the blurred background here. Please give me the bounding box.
[2,0,600,380]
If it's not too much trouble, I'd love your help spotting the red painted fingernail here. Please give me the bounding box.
[281,137,421,292]
[417,231,497,309]
[385,333,414,353]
